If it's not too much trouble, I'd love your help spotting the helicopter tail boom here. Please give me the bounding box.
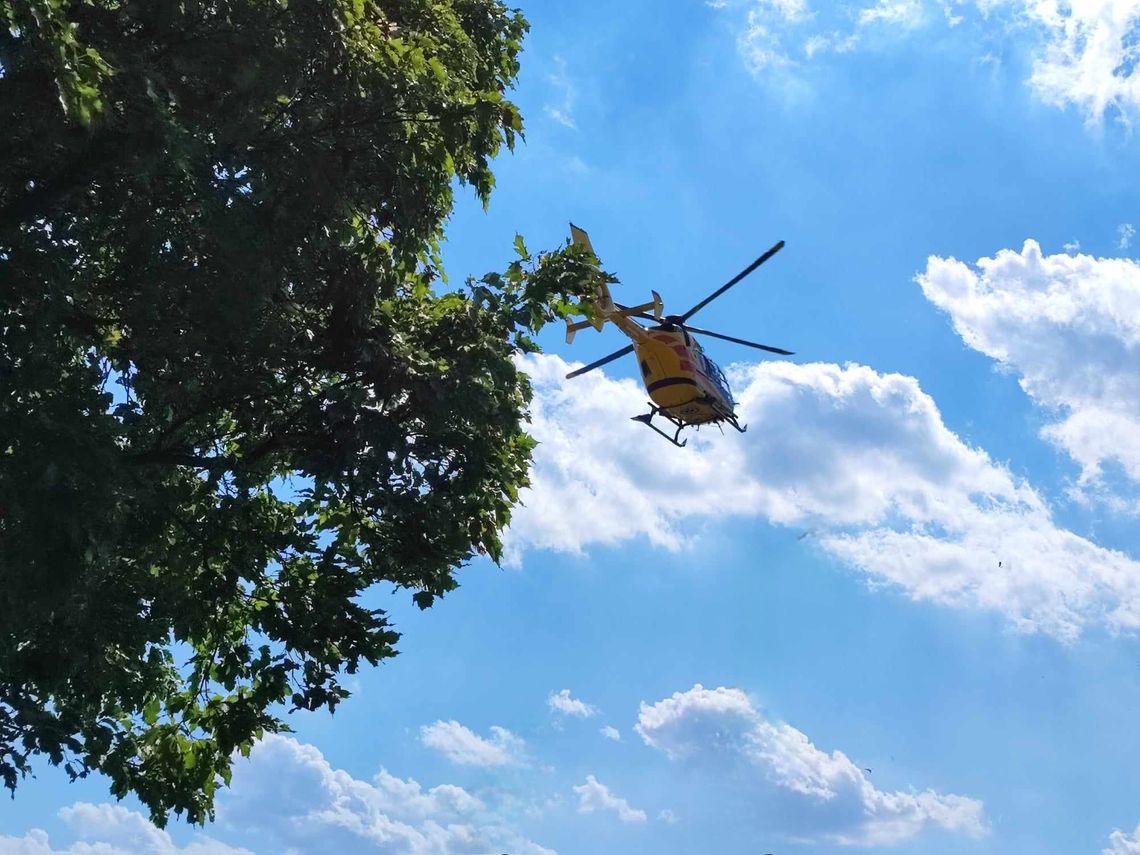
[564,291,662,343]
[567,222,665,344]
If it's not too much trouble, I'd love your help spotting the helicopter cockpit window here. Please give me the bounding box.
[705,357,732,398]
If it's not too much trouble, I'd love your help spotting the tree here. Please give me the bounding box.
[0,0,603,824]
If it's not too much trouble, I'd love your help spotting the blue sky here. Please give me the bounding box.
[6,1,1140,853]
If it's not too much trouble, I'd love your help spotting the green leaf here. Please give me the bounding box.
[142,700,161,727]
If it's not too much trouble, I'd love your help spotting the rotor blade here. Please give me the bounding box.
[680,240,785,322]
[565,344,635,379]
[611,301,659,319]
[619,312,794,355]
[683,324,794,356]
[624,311,661,324]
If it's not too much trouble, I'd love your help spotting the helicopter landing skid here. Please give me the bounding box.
[631,405,688,448]
[632,403,748,447]
[724,412,747,434]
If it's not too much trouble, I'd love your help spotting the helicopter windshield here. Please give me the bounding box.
[708,359,732,399]
[696,347,733,401]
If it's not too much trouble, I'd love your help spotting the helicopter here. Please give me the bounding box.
[563,224,794,447]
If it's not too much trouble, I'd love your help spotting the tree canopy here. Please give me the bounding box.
[0,0,603,824]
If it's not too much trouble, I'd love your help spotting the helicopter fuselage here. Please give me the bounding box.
[630,326,735,426]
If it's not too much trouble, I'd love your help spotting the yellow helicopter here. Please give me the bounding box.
[564,224,793,447]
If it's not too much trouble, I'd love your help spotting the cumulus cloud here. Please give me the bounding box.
[636,684,985,846]
[548,689,598,718]
[572,775,648,823]
[919,240,1140,495]
[0,736,552,855]
[509,352,1140,640]
[420,721,524,767]
[1106,823,1140,854]
[600,725,622,741]
[1120,223,1136,251]
[0,805,249,855]
[222,734,553,855]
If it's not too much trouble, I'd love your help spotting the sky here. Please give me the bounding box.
[5,0,1140,853]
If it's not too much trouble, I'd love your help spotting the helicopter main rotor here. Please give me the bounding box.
[565,239,792,379]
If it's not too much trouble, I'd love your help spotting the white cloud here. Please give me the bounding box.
[0,736,553,855]
[1106,823,1140,854]
[919,239,1140,496]
[728,1,1140,124]
[509,352,1140,640]
[636,684,985,846]
[741,0,811,22]
[1120,223,1136,250]
[544,55,577,130]
[740,10,796,71]
[1020,0,1140,123]
[858,0,925,28]
[548,689,598,718]
[949,3,1140,125]
[572,776,647,823]
[222,735,553,855]
[767,0,811,21]
[658,809,679,824]
[600,725,622,741]
[0,806,249,855]
[941,0,966,26]
[420,721,524,767]
[803,30,861,57]
[736,0,925,73]
[0,830,76,855]
[738,0,847,72]
[918,1,1140,123]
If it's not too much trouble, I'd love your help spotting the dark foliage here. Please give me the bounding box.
[0,0,603,823]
